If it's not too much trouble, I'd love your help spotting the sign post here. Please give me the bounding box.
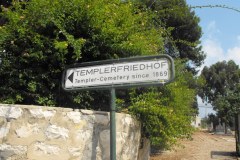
[62,55,174,160]
[110,88,116,160]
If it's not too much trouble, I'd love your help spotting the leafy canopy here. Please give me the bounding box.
[0,0,163,106]
[138,0,206,73]
[199,60,240,124]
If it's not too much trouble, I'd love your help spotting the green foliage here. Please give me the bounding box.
[0,0,163,106]
[139,0,206,73]
[129,61,196,149]
[213,85,240,124]
[200,60,240,127]
[200,60,240,102]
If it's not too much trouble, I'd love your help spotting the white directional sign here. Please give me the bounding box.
[62,55,174,90]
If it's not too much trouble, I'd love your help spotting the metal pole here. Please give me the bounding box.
[110,88,116,160]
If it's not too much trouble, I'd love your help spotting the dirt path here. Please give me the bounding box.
[150,131,238,160]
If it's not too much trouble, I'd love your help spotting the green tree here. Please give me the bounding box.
[199,60,240,132]
[207,113,219,131]
[200,60,240,102]
[139,0,206,73]
[0,0,163,107]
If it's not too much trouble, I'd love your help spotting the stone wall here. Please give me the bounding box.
[0,104,149,160]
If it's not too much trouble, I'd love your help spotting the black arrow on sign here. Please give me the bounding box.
[67,72,74,83]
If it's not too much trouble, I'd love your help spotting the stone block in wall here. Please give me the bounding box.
[45,125,69,140]
[68,147,81,157]
[66,112,82,124]
[81,110,94,115]
[0,117,5,126]
[0,106,22,119]
[94,114,109,126]
[99,129,110,160]
[98,128,141,160]
[75,129,92,142]
[72,120,88,131]
[116,113,140,133]
[0,122,10,139]
[137,138,150,160]
[0,144,27,160]
[5,120,46,146]
[29,108,56,119]
[15,123,40,138]
[28,142,69,160]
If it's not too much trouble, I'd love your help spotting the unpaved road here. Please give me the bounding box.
[150,131,238,160]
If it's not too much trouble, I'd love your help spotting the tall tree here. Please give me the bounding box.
[199,60,240,130]
[200,60,240,102]
[139,0,206,73]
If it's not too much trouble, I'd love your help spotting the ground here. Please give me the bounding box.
[150,131,238,160]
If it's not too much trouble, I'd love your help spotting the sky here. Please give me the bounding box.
[186,0,240,118]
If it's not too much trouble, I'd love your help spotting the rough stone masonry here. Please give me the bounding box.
[0,104,149,160]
